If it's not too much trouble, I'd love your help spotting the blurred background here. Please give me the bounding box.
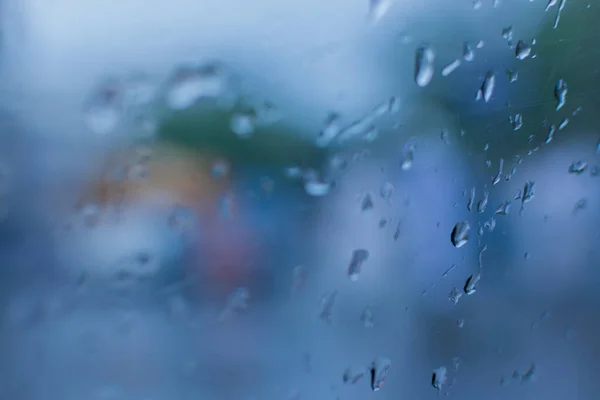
[0,0,599,399]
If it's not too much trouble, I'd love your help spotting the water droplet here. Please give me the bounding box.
[506,69,519,83]
[457,318,465,328]
[545,124,557,144]
[343,366,369,384]
[545,0,558,11]
[432,366,447,391]
[360,307,374,328]
[501,26,514,42]
[558,118,569,130]
[442,59,461,77]
[452,357,462,370]
[363,127,379,142]
[393,221,401,241]
[476,71,496,103]
[368,0,393,24]
[165,64,229,110]
[509,113,523,131]
[415,45,436,87]
[520,180,536,213]
[467,187,476,212]
[449,287,463,304]
[495,201,512,215]
[477,192,489,213]
[380,182,395,201]
[230,112,256,138]
[303,170,331,197]
[484,217,497,232]
[400,143,416,171]
[440,129,450,144]
[83,83,122,135]
[493,158,504,185]
[317,113,342,147]
[463,42,475,62]
[291,265,308,295]
[473,0,483,9]
[524,252,530,259]
[515,40,532,60]
[574,198,587,213]
[555,79,568,111]
[553,0,568,29]
[361,193,374,211]
[348,249,370,281]
[319,291,337,323]
[370,357,392,391]
[568,160,588,174]
[464,272,481,295]
[591,166,599,176]
[218,288,250,321]
[451,221,470,248]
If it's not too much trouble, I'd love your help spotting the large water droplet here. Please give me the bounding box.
[463,42,475,62]
[415,45,436,87]
[165,64,229,110]
[451,221,470,248]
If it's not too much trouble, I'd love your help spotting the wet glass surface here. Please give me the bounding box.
[0,0,599,399]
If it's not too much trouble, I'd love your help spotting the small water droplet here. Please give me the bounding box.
[509,113,523,131]
[343,366,369,384]
[360,307,374,328]
[400,142,416,171]
[477,192,489,213]
[361,193,374,211]
[449,287,463,304]
[463,42,475,62]
[555,79,568,111]
[348,249,369,281]
[457,318,465,328]
[495,201,512,215]
[165,64,229,110]
[545,0,558,11]
[440,129,450,144]
[476,71,496,103]
[415,45,436,87]
[467,187,476,212]
[291,265,308,295]
[451,221,470,248]
[524,252,530,259]
[473,0,483,9]
[317,113,342,147]
[303,170,331,197]
[558,118,569,130]
[506,69,519,83]
[568,160,588,174]
[370,357,392,391]
[545,124,557,144]
[515,40,532,60]
[552,0,567,29]
[501,26,514,42]
[368,0,393,24]
[380,182,395,201]
[493,158,504,185]
[442,59,461,77]
[230,112,256,138]
[432,366,447,391]
[319,290,337,323]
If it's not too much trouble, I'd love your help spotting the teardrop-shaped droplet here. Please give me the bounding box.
[476,71,496,103]
[451,221,470,248]
[554,79,568,111]
[370,357,392,391]
[343,366,369,384]
[495,201,512,215]
[415,45,436,87]
[348,249,370,281]
[464,272,481,295]
[515,40,532,60]
[432,366,447,391]
[568,160,588,174]
[463,42,475,62]
[230,112,256,138]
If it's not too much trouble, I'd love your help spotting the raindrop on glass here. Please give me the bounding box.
[451,221,470,248]
[555,79,568,111]
[476,71,496,103]
[370,357,392,392]
[432,366,447,391]
[348,249,370,281]
[515,40,532,60]
[442,59,461,77]
[415,45,436,87]
[568,160,588,174]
